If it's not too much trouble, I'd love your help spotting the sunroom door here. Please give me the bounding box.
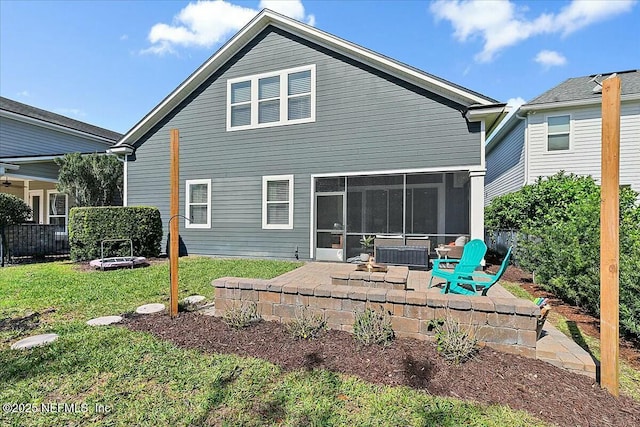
[315,193,345,262]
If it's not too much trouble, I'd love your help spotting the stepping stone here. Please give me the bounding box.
[183,295,206,305]
[11,333,59,350]
[136,303,165,314]
[86,315,123,326]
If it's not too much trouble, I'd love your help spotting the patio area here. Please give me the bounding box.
[211,262,597,378]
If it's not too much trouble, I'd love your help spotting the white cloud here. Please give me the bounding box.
[534,50,567,68]
[430,0,635,62]
[506,97,526,108]
[120,34,129,41]
[16,90,30,98]
[56,108,87,118]
[142,0,315,55]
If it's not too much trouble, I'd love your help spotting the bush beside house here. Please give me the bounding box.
[68,206,162,261]
[485,172,640,340]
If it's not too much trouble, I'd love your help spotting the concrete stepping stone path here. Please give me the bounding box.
[11,333,59,350]
[135,303,165,314]
[183,295,205,305]
[86,315,123,326]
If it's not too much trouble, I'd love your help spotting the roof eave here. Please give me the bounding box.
[465,103,510,137]
[521,93,640,112]
[116,9,495,147]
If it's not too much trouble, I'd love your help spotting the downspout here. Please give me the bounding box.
[515,110,528,186]
[106,144,135,207]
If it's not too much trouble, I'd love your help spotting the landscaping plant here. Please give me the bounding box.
[55,152,123,206]
[286,306,327,340]
[434,315,479,364]
[353,307,394,346]
[222,301,261,329]
[68,206,163,260]
[485,172,640,340]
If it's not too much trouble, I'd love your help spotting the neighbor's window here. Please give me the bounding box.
[547,115,570,151]
[228,65,315,131]
[185,179,211,228]
[262,175,294,229]
[47,191,68,233]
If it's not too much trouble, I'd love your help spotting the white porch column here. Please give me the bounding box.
[469,170,486,242]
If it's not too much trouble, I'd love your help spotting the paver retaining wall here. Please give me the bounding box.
[212,277,542,357]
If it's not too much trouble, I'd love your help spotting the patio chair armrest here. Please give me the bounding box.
[432,259,460,267]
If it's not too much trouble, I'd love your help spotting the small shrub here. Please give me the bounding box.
[435,315,479,364]
[222,301,261,329]
[0,193,32,227]
[353,307,394,346]
[286,306,327,340]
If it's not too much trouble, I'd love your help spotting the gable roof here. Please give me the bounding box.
[115,9,500,147]
[523,69,640,111]
[0,96,121,143]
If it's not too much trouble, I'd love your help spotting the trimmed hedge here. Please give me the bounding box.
[69,206,163,261]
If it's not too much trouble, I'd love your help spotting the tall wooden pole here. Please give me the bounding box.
[169,129,180,318]
[600,76,620,396]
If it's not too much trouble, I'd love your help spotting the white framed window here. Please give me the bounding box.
[227,65,315,131]
[546,115,571,151]
[46,191,68,233]
[262,175,294,230]
[185,179,211,229]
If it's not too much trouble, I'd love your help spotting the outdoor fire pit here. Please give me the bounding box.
[355,262,388,273]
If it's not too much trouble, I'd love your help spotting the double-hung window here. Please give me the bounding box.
[262,175,294,229]
[185,179,211,228]
[47,191,68,233]
[228,65,315,131]
[547,115,570,151]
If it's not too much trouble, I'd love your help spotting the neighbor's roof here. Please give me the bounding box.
[0,96,121,143]
[115,9,499,147]
[525,69,640,108]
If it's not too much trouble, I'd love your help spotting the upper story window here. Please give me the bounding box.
[547,115,570,151]
[185,179,211,229]
[227,65,315,131]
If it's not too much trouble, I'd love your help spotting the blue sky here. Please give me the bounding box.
[1,0,638,134]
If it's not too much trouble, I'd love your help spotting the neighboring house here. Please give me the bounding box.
[485,69,640,205]
[0,97,122,231]
[110,9,506,261]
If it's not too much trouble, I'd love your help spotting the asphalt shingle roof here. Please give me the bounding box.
[0,96,121,142]
[527,69,640,105]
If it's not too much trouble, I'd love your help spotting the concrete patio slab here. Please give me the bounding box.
[11,333,59,350]
[136,303,165,314]
[86,315,123,326]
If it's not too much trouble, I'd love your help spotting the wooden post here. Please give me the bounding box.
[600,76,620,396]
[169,129,180,318]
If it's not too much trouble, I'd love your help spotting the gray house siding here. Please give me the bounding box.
[127,27,482,259]
[14,162,60,181]
[485,119,526,205]
[0,116,112,157]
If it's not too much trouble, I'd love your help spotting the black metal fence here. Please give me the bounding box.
[1,224,70,265]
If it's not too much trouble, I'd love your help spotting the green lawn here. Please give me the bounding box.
[501,281,640,401]
[0,259,546,426]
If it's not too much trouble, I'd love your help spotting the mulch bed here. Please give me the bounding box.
[123,313,640,426]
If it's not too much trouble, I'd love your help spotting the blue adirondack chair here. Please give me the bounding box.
[443,247,513,296]
[428,239,487,289]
